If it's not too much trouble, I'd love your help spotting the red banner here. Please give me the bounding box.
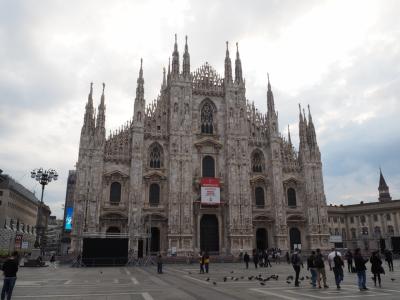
[14,234,23,250]
[200,178,220,187]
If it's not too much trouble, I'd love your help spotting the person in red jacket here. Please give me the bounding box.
[1,251,19,300]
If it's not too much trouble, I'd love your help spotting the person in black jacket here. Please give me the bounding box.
[307,251,317,287]
[243,252,250,269]
[370,251,383,287]
[384,250,394,272]
[1,251,19,300]
[252,249,259,269]
[354,248,368,291]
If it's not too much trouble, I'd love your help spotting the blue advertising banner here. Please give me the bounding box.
[65,207,73,231]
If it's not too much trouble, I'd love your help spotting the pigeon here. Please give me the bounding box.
[300,276,305,281]
[391,278,396,281]
[306,276,310,279]
[231,276,234,280]
[286,275,294,281]
[286,281,292,284]
[213,281,217,285]
[264,278,270,282]
[188,272,192,275]
[100,271,103,274]
[206,277,210,281]
[240,276,244,279]
[234,277,239,281]
[223,277,227,282]
[260,282,266,286]
[248,276,254,280]
[230,271,234,274]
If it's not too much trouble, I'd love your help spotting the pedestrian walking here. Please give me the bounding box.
[50,254,56,268]
[286,251,290,264]
[1,251,19,300]
[243,252,250,269]
[330,250,344,289]
[157,252,163,274]
[199,252,204,274]
[315,248,329,289]
[252,249,259,269]
[204,252,210,273]
[346,250,354,272]
[291,248,302,287]
[354,248,368,291]
[370,251,384,287]
[307,251,317,287]
[384,250,394,272]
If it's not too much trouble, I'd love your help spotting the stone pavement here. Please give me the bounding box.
[4,260,400,299]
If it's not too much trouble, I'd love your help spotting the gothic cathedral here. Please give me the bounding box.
[71,36,330,256]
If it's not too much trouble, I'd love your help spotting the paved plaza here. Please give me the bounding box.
[4,261,400,299]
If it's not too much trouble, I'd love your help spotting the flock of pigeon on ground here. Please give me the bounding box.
[186,270,396,287]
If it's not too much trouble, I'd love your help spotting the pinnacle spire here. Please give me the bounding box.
[234,42,243,83]
[135,59,144,102]
[288,124,292,145]
[162,67,166,89]
[82,82,95,134]
[224,41,232,83]
[378,168,392,201]
[267,73,275,113]
[96,83,106,134]
[182,35,190,77]
[172,34,180,76]
[307,104,317,146]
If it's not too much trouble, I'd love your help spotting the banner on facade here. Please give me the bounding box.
[65,207,73,231]
[14,234,23,249]
[329,235,342,243]
[201,178,220,205]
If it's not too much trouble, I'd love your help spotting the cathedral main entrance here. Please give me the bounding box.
[289,227,301,250]
[256,228,268,250]
[200,214,219,253]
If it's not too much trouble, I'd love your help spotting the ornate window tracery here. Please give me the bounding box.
[149,143,162,168]
[201,102,214,134]
[251,151,264,173]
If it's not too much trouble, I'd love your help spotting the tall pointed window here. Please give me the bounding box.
[255,187,265,207]
[149,183,160,206]
[202,155,215,177]
[251,150,264,173]
[149,143,162,168]
[110,182,121,204]
[287,188,297,207]
[201,102,214,134]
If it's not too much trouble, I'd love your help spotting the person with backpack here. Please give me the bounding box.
[370,251,384,287]
[307,251,317,287]
[354,248,368,291]
[291,248,303,287]
[329,250,344,289]
[315,248,329,288]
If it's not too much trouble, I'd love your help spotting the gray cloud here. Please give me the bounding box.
[0,0,399,218]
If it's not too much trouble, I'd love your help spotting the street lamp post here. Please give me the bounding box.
[31,168,58,253]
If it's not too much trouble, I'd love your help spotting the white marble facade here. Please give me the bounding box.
[71,37,330,256]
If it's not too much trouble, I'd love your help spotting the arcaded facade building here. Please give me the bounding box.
[71,37,330,256]
[327,171,400,253]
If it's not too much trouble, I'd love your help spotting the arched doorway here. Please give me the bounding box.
[150,227,160,253]
[256,228,268,250]
[200,214,219,253]
[289,227,301,250]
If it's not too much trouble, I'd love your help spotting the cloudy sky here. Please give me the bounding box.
[1,0,399,218]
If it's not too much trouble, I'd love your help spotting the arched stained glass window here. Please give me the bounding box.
[149,144,162,168]
[149,183,160,206]
[255,187,265,207]
[252,151,264,173]
[287,188,297,207]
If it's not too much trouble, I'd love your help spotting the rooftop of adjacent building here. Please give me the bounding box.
[0,170,40,206]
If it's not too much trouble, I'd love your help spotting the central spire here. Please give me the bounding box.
[267,73,275,113]
[234,42,243,83]
[172,34,180,76]
[135,58,144,102]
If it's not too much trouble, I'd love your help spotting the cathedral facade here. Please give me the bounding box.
[71,36,330,256]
